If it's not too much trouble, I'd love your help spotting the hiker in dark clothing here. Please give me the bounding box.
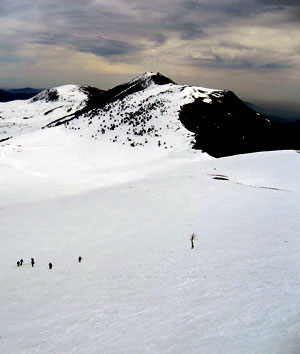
[190,233,196,249]
[48,263,53,270]
[31,258,35,267]
[78,256,82,263]
[20,259,23,266]
[17,261,20,267]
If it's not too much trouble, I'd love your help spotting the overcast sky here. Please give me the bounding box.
[0,0,299,113]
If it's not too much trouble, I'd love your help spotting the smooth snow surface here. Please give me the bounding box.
[1,128,300,353]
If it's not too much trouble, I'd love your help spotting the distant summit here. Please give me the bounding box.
[82,72,176,111]
[0,88,43,102]
[129,72,176,87]
[8,88,43,95]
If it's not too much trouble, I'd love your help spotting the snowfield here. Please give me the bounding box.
[0,85,89,142]
[1,124,300,354]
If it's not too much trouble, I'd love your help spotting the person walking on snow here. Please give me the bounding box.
[78,256,82,263]
[31,258,35,267]
[20,259,23,266]
[190,233,196,249]
[48,263,53,270]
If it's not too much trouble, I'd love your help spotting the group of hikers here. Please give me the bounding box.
[17,256,82,269]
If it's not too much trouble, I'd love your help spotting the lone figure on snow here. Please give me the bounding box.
[48,263,53,270]
[190,233,196,249]
[31,258,35,267]
[78,256,82,263]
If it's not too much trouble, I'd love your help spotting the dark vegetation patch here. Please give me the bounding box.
[43,114,76,128]
[80,86,104,98]
[44,106,63,116]
[0,136,12,142]
[213,176,229,181]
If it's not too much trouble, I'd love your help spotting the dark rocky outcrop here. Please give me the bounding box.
[179,91,300,157]
[31,89,60,103]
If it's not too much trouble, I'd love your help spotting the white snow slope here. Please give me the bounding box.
[1,116,300,353]
[0,85,88,141]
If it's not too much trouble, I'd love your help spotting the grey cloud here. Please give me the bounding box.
[253,0,300,5]
[179,1,258,19]
[0,0,288,61]
[0,1,30,17]
[30,32,72,46]
[0,0,299,69]
[148,33,168,45]
[0,1,146,61]
[29,1,206,46]
[158,1,266,42]
[76,37,141,57]
[163,17,206,40]
[190,55,292,71]
[252,0,300,20]
[188,40,295,72]
[30,31,140,58]
[179,0,298,20]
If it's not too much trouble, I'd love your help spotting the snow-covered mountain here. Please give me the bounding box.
[0,85,103,143]
[2,72,292,157]
[1,73,300,354]
[49,72,228,152]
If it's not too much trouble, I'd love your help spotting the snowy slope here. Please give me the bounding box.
[0,85,97,142]
[1,72,300,353]
[0,119,300,353]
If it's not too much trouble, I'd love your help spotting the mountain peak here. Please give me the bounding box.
[130,72,176,88]
[30,85,86,103]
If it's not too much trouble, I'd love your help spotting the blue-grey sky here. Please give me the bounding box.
[0,0,299,115]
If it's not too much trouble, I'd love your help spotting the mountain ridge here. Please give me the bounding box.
[0,72,299,157]
[0,88,43,102]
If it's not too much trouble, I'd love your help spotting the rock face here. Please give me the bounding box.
[0,72,299,157]
[179,90,300,157]
[179,90,274,157]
